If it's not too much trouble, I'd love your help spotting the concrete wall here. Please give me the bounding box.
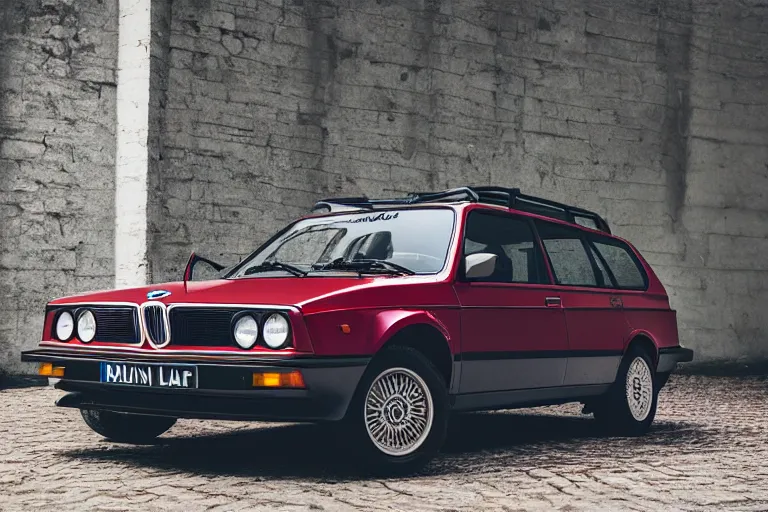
[0,0,118,373]
[151,0,768,362]
[677,2,768,360]
[1,0,767,372]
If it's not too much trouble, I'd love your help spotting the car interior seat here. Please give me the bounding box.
[344,231,394,261]
[480,243,513,282]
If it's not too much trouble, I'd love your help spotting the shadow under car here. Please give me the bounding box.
[61,411,709,479]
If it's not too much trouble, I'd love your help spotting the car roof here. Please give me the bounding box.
[310,186,612,234]
[299,201,637,252]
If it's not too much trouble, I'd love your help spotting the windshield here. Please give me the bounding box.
[230,208,455,277]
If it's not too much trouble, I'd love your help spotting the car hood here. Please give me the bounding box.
[49,277,379,308]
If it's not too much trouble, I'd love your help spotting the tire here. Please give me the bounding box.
[80,409,177,444]
[593,346,658,436]
[343,345,449,475]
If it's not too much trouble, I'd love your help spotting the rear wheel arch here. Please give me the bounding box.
[593,344,658,435]
[625,334,659,368]
[377,324,453,388]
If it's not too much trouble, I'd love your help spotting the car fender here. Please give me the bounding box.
[371,309,454,353]
[625,328,660,361]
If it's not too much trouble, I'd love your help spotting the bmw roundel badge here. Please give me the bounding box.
[147,290,171,300]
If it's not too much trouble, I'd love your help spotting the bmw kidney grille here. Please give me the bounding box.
[143,304,169,346]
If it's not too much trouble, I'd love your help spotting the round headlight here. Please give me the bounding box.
[55,311,74,341]
[233,315,259,349]
[77,310,96,342]
[263,313,290,349]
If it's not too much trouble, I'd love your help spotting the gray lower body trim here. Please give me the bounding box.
[563,356,621,386]
[459,354,622,393]
[452,384,611,412]
[450,360,462,394]
[459,358,567,393]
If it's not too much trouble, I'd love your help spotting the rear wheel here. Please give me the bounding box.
[593,346,658,436]
[80,409,176,443]
[344,346,448,475]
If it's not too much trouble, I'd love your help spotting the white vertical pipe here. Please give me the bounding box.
[114,0,152,287]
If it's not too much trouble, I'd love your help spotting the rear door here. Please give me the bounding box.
[534,221,631,387]
[588,234,652,344]
[454,210,569,394]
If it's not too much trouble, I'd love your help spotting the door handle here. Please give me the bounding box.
[545,297,561,307]
[610,297,623,309]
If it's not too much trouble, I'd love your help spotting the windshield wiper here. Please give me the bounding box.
[313,258,415,276]
[243,261,307,277]
[356,259,416,275]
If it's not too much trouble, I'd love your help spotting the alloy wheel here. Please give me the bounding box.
[364,367,434,456]
[625,356,654,421]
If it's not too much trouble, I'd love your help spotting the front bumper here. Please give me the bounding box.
[21,348,370,422]
[657,346,694,373]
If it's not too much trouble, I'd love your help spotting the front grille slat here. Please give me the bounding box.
[93,308,140,344]
[170,308,250,347]
[143,305,168,346]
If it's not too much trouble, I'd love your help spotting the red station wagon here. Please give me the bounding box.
[23,186,693,473]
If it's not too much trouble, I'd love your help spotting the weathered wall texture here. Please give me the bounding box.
[152,0,768,362]
[676,3,768,361]
[0,0,117,373]
[1,0,766,372]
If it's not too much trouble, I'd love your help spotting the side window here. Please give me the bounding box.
[592,239,647,290]
[535,221,597,287]
[464,211,548,284]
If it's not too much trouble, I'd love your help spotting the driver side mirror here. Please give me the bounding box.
[184,252,226,282]
[464,253,498,280]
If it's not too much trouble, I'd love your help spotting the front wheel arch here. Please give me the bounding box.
[376,323,453,389]
[341,345,449,474]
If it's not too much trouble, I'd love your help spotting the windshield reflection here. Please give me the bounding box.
[229,208,455,278]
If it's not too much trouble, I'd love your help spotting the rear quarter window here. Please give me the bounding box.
[535,221,597,287]
[591,239,647,290]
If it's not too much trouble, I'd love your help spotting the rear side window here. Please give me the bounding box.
[535,222,597,287]
[464,211,548,284]
[591,239,647,290]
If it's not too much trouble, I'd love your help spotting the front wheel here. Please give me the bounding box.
[593,347,658,436]
[344,346,448,475]
[80,409,177,443]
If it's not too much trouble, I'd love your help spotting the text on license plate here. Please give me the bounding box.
[100,362,197,388]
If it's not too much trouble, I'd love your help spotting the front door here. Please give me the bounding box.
[455,210,569,394]
[535,221,631,386]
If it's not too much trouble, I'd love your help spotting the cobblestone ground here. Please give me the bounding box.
[1,375,767,511]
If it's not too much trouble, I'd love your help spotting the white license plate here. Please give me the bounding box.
[100,362,197,388]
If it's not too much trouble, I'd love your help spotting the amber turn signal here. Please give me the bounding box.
[340,324,351,334]
[38,362,65,378]
[252,370,305,389]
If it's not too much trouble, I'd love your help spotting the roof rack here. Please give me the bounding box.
[312,186,611,233]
